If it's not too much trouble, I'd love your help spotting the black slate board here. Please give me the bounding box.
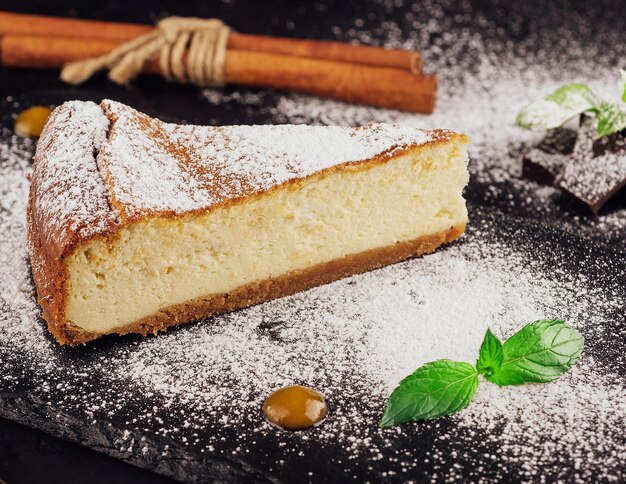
[1,1,626,482]
[1,188,625,482]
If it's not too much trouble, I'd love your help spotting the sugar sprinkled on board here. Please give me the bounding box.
[1,121,625,480]
[2,0,626,481]
[0,128,49,353]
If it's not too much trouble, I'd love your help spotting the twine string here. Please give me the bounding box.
[60,16,230,87]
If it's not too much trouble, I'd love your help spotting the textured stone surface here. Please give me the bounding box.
[2,205,626,482]
[1,0,626,482]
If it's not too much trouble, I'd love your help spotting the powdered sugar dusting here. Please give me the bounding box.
[3,0,626,480]
[1,119,625,479]
[30,101,117,248]
[201,0,626,248]
[101,99,445,218]
[0,128,49,351]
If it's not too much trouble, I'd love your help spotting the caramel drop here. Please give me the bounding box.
[14,106,53,137]
[262,385,328,430]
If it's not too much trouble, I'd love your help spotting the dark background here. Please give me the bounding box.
[1,1,624,483]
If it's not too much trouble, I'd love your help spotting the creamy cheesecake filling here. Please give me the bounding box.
[66,141,469,333]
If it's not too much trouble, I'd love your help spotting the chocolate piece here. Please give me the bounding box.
[556,116,626,214]
[522,127,577,185]
[522,116,626,213]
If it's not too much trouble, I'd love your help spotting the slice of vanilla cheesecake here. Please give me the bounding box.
[27,100,469,345]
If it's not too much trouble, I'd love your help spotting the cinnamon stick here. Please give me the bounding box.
[225,51,435,113]
[1,35,436,113]
[0,11,421,73]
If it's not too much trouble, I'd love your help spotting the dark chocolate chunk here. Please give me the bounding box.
[538,127,579,155]
[556,116,626,214]
[521,127,577,185]
[522,116,626,213]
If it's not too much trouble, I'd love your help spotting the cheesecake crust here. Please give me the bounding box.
[41,223,465,345]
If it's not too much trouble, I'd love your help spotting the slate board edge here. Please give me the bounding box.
[0,394,273,483]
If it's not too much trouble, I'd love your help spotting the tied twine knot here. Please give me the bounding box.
[61,17,230,87]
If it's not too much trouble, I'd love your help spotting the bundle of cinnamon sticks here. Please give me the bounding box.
[0,11,436,113]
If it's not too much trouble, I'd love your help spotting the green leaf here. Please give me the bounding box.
[476,328,503,378]
[620,69,626,103]
[595,101,626,137]
[488,319,584,386]
[379,360,479,428]
[516,83,598,130]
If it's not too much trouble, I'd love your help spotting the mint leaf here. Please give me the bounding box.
[476,328,503,378]
[620,69,626,103]
[595,101,626,137]
[379,360,478,427]
[516,83,598,130]
[487,319,584,386]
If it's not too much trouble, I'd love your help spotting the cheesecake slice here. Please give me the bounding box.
[27,100,469,345]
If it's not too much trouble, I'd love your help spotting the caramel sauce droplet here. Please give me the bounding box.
[262,385,328,430]
[14,106,53,137]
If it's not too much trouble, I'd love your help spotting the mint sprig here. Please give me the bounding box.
[485,319,584,386]
[596,101,626,138]
[380,319,584,428]
[516,70,626,138]
[516,83,598,130]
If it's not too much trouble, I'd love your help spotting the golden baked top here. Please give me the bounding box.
[30,100,461,261]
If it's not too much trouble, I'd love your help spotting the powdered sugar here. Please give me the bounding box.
[201,0,626,248]
[458,364,626,481]
[101,99,444,218]
[30,101,117,248]
[1,122,625,479]
[0,129,48,351]
[2,0,626,480]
